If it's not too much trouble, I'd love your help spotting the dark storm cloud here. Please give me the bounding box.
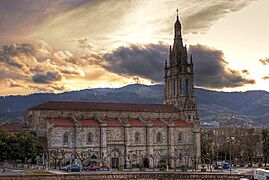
[32,71,62,84]
[189,44,255,88]
[259,58,269,65]
[102,44,168,82]
[101,43,255,88]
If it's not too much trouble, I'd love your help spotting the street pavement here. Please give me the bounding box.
[0,168,24,175]
[0,167,256,176]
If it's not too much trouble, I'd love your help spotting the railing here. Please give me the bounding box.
[0,172,253,180]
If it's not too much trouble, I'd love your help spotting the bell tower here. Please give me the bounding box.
[164,10,198,123]
[164,10,201,163]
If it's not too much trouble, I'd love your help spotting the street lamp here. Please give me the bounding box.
[228,136,235,174]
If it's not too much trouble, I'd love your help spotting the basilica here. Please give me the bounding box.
[25,12,201,169]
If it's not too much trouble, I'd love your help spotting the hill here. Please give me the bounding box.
[0,84,268,126]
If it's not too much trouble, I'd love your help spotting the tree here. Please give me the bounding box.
[0,129,42,163]
[0,129,10,162]
[201,130,214,170]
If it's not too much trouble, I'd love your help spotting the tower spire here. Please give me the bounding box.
[176,9,179,20]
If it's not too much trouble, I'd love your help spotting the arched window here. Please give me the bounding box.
[173,79,176,96]
[135,132,140,143]
[63,132,69,144]
[178,132,183,142]
[156,132,162,143]
[185,78,189,95]
[87,132,93,144]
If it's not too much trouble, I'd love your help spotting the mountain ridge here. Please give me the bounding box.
[0,84,268,126]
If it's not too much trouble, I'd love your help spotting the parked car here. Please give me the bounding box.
[213,161,223,170]
[222,162,230,169]
[62,164,82,172]
[87,164,100,171]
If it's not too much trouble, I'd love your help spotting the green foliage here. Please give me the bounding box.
[0,129,42,162]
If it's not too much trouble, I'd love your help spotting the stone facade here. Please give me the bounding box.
[25,12,201,169]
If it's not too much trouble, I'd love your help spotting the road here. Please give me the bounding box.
[0,168,25,175]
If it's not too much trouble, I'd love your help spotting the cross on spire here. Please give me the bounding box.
[176,8,179,20]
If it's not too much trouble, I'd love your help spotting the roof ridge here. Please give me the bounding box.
[29,101,180,113]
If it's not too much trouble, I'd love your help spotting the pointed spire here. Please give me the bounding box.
[174,8,181,39]
[165,59,167,68]
[176,8,179,21]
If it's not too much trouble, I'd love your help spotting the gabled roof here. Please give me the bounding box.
[128,118,144,127]
[52,119,74,126]
[106,118,122,127]
[172,120,193,127]
[29,101,180,113]
[80,119,99,126]
[151,119,166,126]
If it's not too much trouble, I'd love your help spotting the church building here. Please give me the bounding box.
[25,12,201,169]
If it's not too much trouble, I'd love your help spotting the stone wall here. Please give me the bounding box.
[0,173,253,180]
[26,108,198,168]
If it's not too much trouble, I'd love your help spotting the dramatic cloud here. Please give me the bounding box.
[0,41,85,93]
[242,69,250,75]
[189,44,255,88]
[0,0,90,45]
[102,44,168,82]
[259,58,269,65]
[100,43,255,89]
[262,75,269,80]
[182,1,256,34]
[26,0,256,53]
[32,72,62,84]
[0,41,148,95]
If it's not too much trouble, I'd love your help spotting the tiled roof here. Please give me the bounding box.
[128,118,144,127]
[52,119,74,126]
[0,123,28,132]
[29,101,180,113]
[106,118,122,127]
[151,119,166,126]
[80,119,99,126]
[172,120,193,127]
[49,118,100,126]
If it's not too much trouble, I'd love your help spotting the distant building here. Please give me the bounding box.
[201,121,220,129]
[25,12,201,169]
[0,122,29,133]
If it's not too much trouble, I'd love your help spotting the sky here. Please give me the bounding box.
[0,0,268,96]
